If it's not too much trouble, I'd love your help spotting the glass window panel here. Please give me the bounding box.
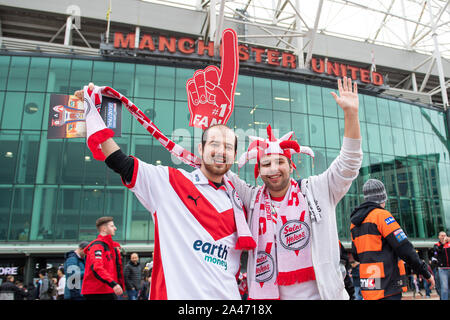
[83,146,107,186]
[133,135,153,164]
[27,57,50,92]
[0,92,4,125]
[254,77,272,110]
[79,187,105,241]
[359,121,369,152]
[392,127,406,157]
[324,117,340,149]
[113,62,135,97]
[155,66,175,100]
[396,158,410,197]
[290,82,307,114]
[0,130,20,184]
[92,61,114,86]
[376,98,391,126]
[382,154,398,197]
[174,101,193,135]
[0,56,10,90]
[30,186,58,241]
[424,133,436,156]
[363,95,378,124]
[1,92,25,129]
[253,108,272,133]
[132,98,154,135]
[69,59,93,92]
[366,123,382,154]
[379,125,394,155]
[48,58,71,93]
[357,94,365,122]
[154,99,174,134]
[234,106,253,131]
[400,103,413,130]
[55,187,81,240]
[22,92,45,130]
[309,115,325,147]
[60,139,85,185]
[410,105,424,132]
[273,111,291,135]
[312,147,327,175]
[15,131,40,184]
[272,80,290,112]
[306,85,323,116]
[388,100,402,128]
[104,189,125,241]
[9,187,34,241]
[43,137,64,184]
[235,75,253,107]
[420,108,433,134]
[322,87,338,118]
[128,196,152,241]
[404,129,418,156]
[0,187,12,241]
[7,56,30,91]
[414,131,426,155]
[400,199,415,237]
[135,64,155,99]
[291,113,309,145]
[175,67,193,101]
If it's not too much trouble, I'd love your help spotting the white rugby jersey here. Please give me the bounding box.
[123,157,242,300]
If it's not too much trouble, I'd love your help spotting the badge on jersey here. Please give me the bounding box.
[95,250,102,259]
[394,229,407,242]
[384,216,395,225]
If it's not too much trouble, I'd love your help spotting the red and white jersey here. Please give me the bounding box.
[123,157,241,300]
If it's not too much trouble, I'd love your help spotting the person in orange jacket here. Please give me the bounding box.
[81,216,125,300]
[350,179,434,300]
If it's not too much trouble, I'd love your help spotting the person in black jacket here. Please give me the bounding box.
[124,253,143,300]
[0,275,29,300]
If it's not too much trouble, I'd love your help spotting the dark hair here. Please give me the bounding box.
[96,216,114,230]
[79,241,89,249]
[38,269,47,276]
[201,124,237,153]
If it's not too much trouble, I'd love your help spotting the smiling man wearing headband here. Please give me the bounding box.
[226,77,363,300]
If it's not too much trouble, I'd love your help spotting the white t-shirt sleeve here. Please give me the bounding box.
[122,157,169,214]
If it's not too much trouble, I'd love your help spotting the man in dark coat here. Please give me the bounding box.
[124,252,143,300]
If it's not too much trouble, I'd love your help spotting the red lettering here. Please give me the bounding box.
[288,191,299,206]
[347,65,359,80]
[340,64,348,78]
[197,40,214,57]
[311,57,324,73]
[158,36,176,53]
[360,68,371,83]
[327,61,341,77]
[371,72,384,85]
[282,52,296,68]
[267,50,280,66]
[139,35,155,51]
[238,45,249,61]
[252,47,265,63]
[178,37,195,54]
[114,32,135,49]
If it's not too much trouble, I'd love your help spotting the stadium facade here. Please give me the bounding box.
[0,0,449,284]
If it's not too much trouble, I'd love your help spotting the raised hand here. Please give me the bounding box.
[186,28,239,129]
[331,76,359,115]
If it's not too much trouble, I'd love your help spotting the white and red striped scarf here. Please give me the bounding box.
[84,86,255,251]
[248,179,315,299]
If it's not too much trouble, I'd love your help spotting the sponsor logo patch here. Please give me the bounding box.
[384,217,395,225]
[394,229,407,242]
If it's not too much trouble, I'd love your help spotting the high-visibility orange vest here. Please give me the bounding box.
[350,208,408,300]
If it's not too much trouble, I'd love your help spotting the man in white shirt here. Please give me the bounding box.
[227,77,363,299]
